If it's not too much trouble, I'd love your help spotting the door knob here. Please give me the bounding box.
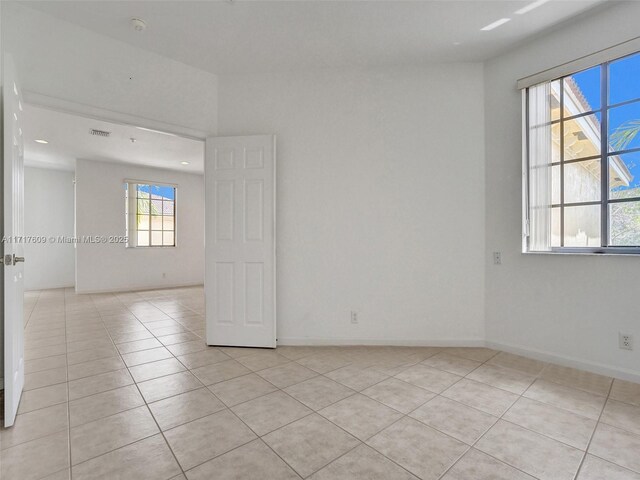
[12,255,24,264]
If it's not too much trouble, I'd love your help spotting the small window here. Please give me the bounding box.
[125,182,176,247]
[524,51,640,253]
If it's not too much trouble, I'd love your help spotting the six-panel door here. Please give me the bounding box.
[204,135,276,348]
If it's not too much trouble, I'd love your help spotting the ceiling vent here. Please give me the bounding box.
[90,129,111,138]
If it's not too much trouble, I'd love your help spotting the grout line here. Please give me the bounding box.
[353,353,496,479]
[572,376,615,480]
[92,293,192,478]
[11,287,640,480]
[431,361,532,480]
[282,350,483,477]
[64,290,73,479]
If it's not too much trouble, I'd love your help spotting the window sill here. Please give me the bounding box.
[523,249,640,257]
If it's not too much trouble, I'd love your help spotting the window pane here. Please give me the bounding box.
[151,215,163,229]
[609,100,640,152]
[137,231,149,247]
[609,201,640,246]
[137,198,150,214]
[609,152,640,200]
[563,113,601,161]
[564,204,601,247]
[551,122,561,163]
[564,160,601,203]
[550,80,561,121]
[162,231,175,246]
[552,165,560,204]
[163,216,174,230]
[137,214,149,230]
[609,52,640,106]
[563,66,601,115]
[151,231,163,246]
[156,185,175,200]
[150,185,164,199]
[151,199,162,215]
[551,207,561,247]
[130,184,176,247]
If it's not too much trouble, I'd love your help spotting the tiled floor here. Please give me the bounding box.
[1,287,640,479]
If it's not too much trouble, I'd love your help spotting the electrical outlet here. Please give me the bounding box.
[619,333,634,351]
[493,252,502,265]
[350,311,359,324]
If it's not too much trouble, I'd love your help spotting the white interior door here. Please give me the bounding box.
[3,54,26,427]
[205,135,276,348]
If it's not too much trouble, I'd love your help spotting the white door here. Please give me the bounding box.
[205,135,276,348]
[3,55,26,427]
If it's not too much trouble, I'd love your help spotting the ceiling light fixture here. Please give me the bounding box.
[180,161,190,165]
[130,18,147,32]
[515,0,551,15]
[35,139,49,144]
[481,18,511,31]
[136,126,177,137]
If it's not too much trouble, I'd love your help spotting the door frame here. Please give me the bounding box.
[1,92,211,422]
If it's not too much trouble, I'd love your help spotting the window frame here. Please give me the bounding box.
[524,51,640,255]
[125,181,177,248]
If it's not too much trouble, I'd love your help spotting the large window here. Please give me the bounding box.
[525,51,640,253]
[125,182,176,247]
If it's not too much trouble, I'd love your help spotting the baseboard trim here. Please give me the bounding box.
[278,337,640,382]
[486,340,640,384]
[277,337,486,347]
[75,282,203,295]
[25,283,74,292]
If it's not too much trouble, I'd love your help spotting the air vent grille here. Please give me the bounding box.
[90,129,111,137]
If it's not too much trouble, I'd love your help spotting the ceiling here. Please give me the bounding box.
[22,105,204,173]
[22,0,607,75]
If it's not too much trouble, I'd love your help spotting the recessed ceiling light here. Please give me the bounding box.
[481,18,511,31]
[180,161,190,165]
[515,0,551,15]
[35,139,48,144]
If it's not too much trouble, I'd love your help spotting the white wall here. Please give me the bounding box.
[217,64,486,345]
[24,167,75,290]
[2,2,217,135]
[485,2,640,378]
[75,159,204,293]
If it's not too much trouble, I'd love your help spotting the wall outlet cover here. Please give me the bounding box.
[619,333,633,351]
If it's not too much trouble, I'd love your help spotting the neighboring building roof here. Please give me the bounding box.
[565,77,593,114]
[133,190,175,215]
[554,78,633,187]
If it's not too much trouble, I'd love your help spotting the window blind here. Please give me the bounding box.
[517,36,640,90]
